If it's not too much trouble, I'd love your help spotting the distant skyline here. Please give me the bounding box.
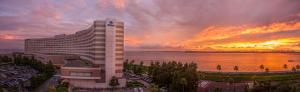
[0,0,300,51]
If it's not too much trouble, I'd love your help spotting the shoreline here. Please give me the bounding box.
[200,71,300,75]
[125,50,300,53]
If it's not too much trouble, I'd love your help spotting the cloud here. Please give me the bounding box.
[0,0,300,51]
[153,0,300,26]
[113,0,126,9]
[0,34,16,40]
[124,36,142,47]
[183,21,300,51]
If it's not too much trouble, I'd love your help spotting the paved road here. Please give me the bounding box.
[34,75,60,92]
[137,80,150,87]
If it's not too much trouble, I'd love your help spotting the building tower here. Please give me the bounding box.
[25,18,125,89]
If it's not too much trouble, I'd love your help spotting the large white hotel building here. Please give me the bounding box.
[24,19,125,89]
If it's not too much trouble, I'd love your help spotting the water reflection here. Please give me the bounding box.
[125,51,300,72]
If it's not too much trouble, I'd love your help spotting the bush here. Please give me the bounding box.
[29,74,48,90]
[126,81,144,88]
[0,55,12,64]
[109,76,120,89]
[55,82,69,92]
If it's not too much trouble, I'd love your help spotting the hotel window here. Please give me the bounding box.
[70,72,92,77]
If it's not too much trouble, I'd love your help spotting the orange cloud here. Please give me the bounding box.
[0,35,16,40]
[297,13,300,17]
[31,3,62,21]
[183,21,300,51]
[113,0,126,9]
[212,38,300,51]
[124,36,142,46]
[241,22,300,34]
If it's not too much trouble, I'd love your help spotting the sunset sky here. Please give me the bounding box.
[0,0,300,51]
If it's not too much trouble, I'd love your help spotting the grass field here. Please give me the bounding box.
[200,72,300,82]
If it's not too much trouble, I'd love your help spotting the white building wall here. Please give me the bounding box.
[105,18,117,87]
[25,19,125,88]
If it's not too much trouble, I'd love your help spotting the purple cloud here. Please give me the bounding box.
[0,0,300,51]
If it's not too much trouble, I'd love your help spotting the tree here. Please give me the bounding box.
[265,68,270,73]
[234,66,239,72]
[123,59,129,72]
[129,60,135,73]
[283,64,288,71]
[140,61,144,66]
[56,82,69,92]
[149,61,198,92]
[132,61,147,75]
[148,62,155,77]
[259,65,265,72]
[296,65,300,70]
[109,76,119,90]
[126,81,144,88]
[292,67,297,72]
[11,56,55,90]
[0,55,12,63]
[45,61,55,76]
[48,86,56,92]
[216,64,222,72]
[179,78,187,92]
[148,84,159,92]
[139,61,146,74]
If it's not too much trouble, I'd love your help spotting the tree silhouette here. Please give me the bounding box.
[296,65,300,70]
[259,65,265,72]
[179,78,187,92]
[216,64,222,72]
[123,59,129,72]
[292,67,297,72]
[283,64,288,71]
[265,68,270,73]
[149,61,198,92]
[234,66,239,72]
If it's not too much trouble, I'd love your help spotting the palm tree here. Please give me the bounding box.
[216,64,222,72]
[292,67,297,72]
[179,78,187,92]
[234,66,239,72]
[283,64,288,71]
[296,65,300,70]
[259,64,265,72]
[109,76,119,91]
[265,68,270,73]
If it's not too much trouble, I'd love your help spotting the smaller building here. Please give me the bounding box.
[60,58,106,88]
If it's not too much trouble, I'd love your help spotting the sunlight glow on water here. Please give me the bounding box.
[125,51,300,72]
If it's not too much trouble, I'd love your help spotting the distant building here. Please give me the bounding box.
[24,18,125,88]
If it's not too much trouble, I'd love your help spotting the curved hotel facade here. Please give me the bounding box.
[25,19,125,88]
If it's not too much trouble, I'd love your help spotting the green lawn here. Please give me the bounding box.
[200,72,300,82]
